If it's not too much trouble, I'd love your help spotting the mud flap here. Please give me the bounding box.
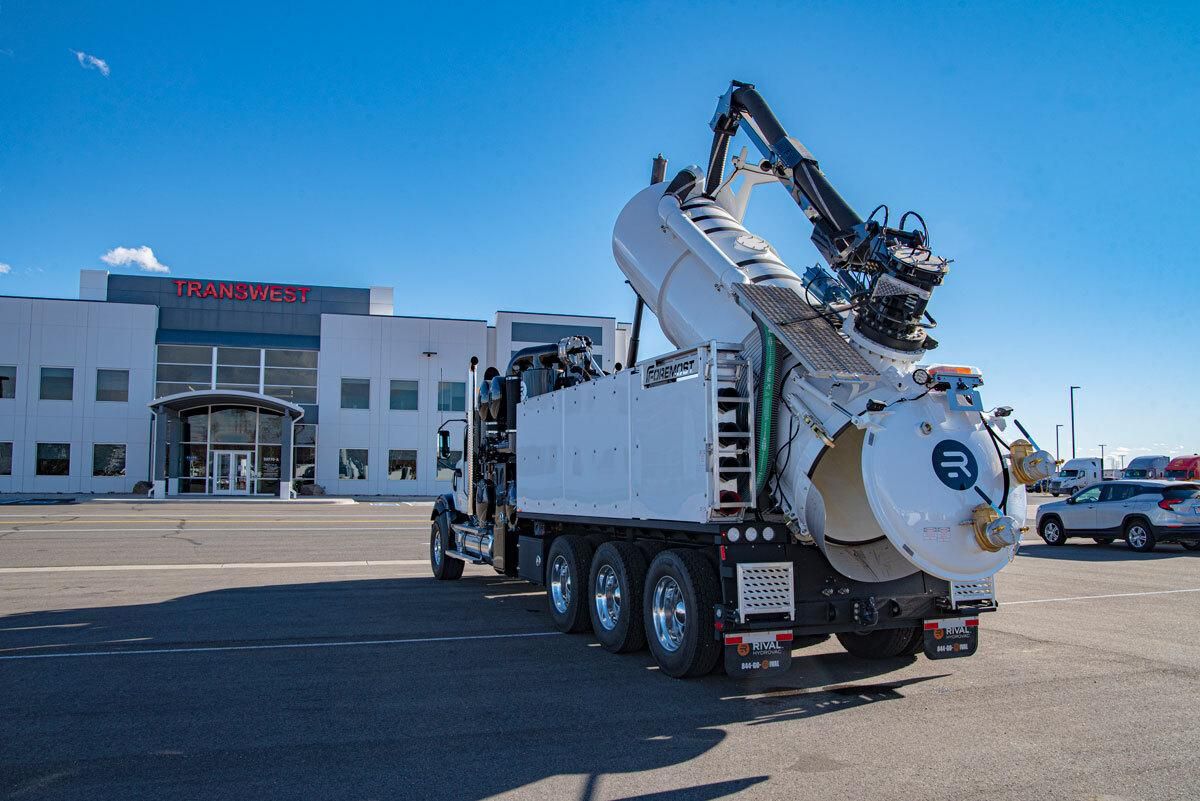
[724,631,793,678]
[923,616,979,659]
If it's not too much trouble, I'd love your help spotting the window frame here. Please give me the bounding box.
[437,381,466,413]
[389,379,420,411]
[39,367,75,401]
[95,369,130,403]
[387,449,419,481]
[35,442,71,476]
[92,443,128,477]
[0,365,15,400]
[340,378,371,410]
[339,448,369,480]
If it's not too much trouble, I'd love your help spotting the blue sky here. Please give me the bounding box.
[1,1,1197,465]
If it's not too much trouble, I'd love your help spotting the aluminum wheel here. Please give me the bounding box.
[1127,525,1149,549]
[550,554,572,615]
[431,524,443,566]
[1042,521,1062,543]
[593,564,621,632]
[651,575,687,653]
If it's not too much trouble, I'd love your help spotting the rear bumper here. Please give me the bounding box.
[1154,524,1200,541]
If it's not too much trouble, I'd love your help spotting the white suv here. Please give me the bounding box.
[1036,481,1200,552]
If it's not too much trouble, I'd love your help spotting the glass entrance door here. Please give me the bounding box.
[211,450,254,495]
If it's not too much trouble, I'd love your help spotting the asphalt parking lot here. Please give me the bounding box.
[1,498,1198,801]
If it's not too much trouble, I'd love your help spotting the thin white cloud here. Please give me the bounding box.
[0,262,11,275]
[70,49,110,77]
[101,246,170,274]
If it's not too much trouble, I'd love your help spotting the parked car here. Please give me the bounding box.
[1036,481,1200,552]
[1047,458,1102,496]
[1165,455,1200,481]
[1122,455,1170,479]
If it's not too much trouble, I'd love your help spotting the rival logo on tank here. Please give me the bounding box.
[931,439,979,491]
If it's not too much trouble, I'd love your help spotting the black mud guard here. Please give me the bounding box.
[432,493,457,521]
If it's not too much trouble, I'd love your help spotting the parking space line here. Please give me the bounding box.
[0,560,429,573]
[0,631,559,661]
[1006,588,1200,605]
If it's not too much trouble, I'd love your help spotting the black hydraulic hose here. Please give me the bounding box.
[704,130,730,196]
[729,85,788,146]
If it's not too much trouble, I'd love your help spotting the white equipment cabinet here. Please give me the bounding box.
[516,342,753,524]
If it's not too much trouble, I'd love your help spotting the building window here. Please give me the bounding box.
[0,366,14,399]
[156,344,214,397]
[96,369,130,402]
[390,380,419,411]
[40,367,74,401]
[511,321,604,346]
[388,449,418,480]
[341,378,370,410]
[35,443,70,476]
[339,448,368,479]
[177,405,287,494]
[0,442,11,475]
[437,381,465,412]
[92,444,127,477]
[436,449,462,481]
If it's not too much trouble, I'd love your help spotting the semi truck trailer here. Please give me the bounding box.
[429,81,1053,679]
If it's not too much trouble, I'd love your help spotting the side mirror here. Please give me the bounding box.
[1066,497,1076,504]
[437,429,450,459]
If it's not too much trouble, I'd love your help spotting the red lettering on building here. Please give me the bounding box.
[172,279,313,303]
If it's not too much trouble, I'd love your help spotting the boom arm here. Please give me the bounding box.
[705,81,948,353]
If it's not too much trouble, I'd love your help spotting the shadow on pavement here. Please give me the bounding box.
[0,574,950,800]
[1018,541,1200,561]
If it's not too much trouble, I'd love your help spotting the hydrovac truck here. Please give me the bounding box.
[429,80,1053,679]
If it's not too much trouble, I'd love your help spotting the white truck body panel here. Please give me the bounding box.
[516,362,715,523]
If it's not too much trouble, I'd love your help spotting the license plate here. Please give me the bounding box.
[923,617,979,659]
[724,631,793,678]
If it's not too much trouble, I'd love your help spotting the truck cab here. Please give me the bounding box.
[1165,455,1200,481]
[1122,455,1170,480]
[1048,457,1102,496]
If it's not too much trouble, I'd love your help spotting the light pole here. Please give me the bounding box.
[1055,424,1064,462]
[1099,444,1106,477]
[1069,386,1081,459]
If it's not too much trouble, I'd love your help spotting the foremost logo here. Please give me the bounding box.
[644,356,697,386]
[173,280,312,304]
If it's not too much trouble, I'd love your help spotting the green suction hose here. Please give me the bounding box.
[755,322,777,496]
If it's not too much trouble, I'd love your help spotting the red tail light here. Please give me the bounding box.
[1159,498,1184,511]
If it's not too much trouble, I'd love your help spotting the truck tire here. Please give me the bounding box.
[836,626,920,660]
[1124,519,1157,552]
[546,535,594,633]
[588,542,648,653]
[643,549,721,679]
[1038,516,1067,545]
[430,513,464,581]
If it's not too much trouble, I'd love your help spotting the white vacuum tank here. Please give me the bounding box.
[613,172,1036,584]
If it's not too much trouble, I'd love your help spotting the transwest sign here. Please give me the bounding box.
[173,280,311,303]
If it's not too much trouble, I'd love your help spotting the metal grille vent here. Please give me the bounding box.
[736,562,795,623]
[732,283,879,379]
[950,577,996,608]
